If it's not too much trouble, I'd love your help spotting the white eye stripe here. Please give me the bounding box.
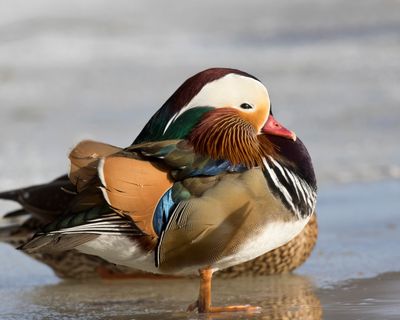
[162,74,269,134]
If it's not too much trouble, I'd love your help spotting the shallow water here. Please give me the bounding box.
[319,273,400,320]
[1,0,400,318]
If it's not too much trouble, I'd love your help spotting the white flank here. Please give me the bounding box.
[215,216,311,271]
[76,235,159,274]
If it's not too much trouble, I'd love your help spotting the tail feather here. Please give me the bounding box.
[19,209,139,253]
[0,189,19,201]
[0,176,76,223]
[19,233,99,253]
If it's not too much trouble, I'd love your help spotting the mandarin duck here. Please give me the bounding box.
[1,68,317,313]
[0,179,317,279]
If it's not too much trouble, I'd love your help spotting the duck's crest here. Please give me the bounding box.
[134,68,258,144]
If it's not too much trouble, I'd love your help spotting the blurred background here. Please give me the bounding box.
[0,0,399,319]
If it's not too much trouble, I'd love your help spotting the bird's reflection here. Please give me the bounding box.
[24,273,322,319]
[255,274,322,320]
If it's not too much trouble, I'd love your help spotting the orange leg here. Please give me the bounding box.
[187,268,260,313]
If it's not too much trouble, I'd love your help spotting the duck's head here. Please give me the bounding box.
[134,68,296,167]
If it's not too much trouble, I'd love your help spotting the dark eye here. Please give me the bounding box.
[240,103,253,110]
